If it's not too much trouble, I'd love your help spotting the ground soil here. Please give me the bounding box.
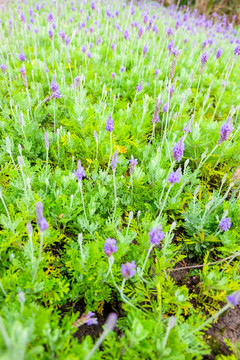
[170,260,240,359]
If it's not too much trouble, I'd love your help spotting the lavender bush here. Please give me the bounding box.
[0,0,240,359]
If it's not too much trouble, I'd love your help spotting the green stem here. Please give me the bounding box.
[192,303,230,334]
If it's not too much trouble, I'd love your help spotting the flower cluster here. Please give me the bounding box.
[149,225,164,245]
[129,155,138,175]
[121,261,136,279]
[167,168,181,185]
[219,217,231,232]
[36,202,48,232]
[106,114,114,132]
[104,238,118,257]
[172,137,185,162]
[218,117,234,144]
[74,160,86,181]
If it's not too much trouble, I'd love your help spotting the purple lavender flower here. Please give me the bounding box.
[167,27,173,36]
[202,40,207,49]
[111,72,116,79]
[74,76,80,88]
[120,66,126,73]
[86,311,98,325]
[183,118,193,134]
[234,45,240,56]
[155,68,159,77]
[216,48,223,59]
[46,12,54,23]
[149,225,164,245]
[20,65,26,75]
[74,160,86,181]
[91,1,96,10]
[20,12,26,22]
[172,47,180,57]
[226,291,240,306]
[173,137,185,162]
[168,39,174,54]
[167,168,181,185]
[59,31,65,40]
[66,36,70,46]
[18,50,26,62]
[143,44,148,56]
[162,103,168,113]
[104,238,118,257]
[1,63,7,73]
[136,81,143,92]
[201,51,209,64]
[129,155,138,175]
[219,217,232,232]
[81,45,87,53]
[106,114,114,132]
[111,43,116,51]
[169,85,174,98]
[218,116,234,144]
[123,29,130,40]
[51,75,59,92]
[111,151,119,172]
[87,52,92,58]
[96,37,102,46]
[36,202,49,232]
[121,260,136,279]
[48,29,53,39]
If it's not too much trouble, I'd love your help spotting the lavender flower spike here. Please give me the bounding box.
[86,311,98,325]
[121,260,136,279]
[218,116,234,144]
[219,217,231,232]
[74,160,86,181]
[173,137,185,162]
[104,238,118,257]
[167,168,181,185]
[36,202,48,232]
[106,114,114,132]
[227,291,240,306]
[51,75,59,92]
[19,50,26,62]
[0,64,7,73]
[129,155,138,175]
[111,151,119,172]
[136,81,143,92]
[149,225,164,245]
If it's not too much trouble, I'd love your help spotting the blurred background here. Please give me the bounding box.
[157,0,240,24]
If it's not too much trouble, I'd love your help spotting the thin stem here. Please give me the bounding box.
[113,170,117,217]
[0,192,11,223]
[192,304,230,334]
[45,148,49,180]
[79,181,88,222]
[196,144,219,173]
[158,185,172,220]
[107,132,113,174]
[193,74,201,115]
[141,244,154,275]
[169,252,240,273]
[32,232,44,283]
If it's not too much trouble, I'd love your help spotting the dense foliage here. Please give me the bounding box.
[0,0,240,358]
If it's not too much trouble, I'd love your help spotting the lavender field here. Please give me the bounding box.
[0,0,240,359]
